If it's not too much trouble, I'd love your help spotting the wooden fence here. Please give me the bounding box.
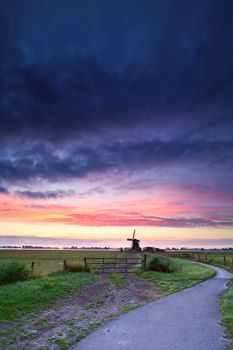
[29,255,147,275]
[166,252,233,266]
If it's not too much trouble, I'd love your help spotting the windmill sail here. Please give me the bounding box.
[132,230,136,239]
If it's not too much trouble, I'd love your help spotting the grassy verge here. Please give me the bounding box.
[221,280,233,340]
[184,257,233,273]
[140,258,215,294]
[0,272,95,324]
[166,253,233,342]
[166,252,233,273]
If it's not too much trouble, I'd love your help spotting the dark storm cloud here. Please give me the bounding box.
[0,0,233,144]
[0,186,9,194]
[15,189,75,199]
[0,139,232,183]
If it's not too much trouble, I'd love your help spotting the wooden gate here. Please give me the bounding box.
[83,256,144,273]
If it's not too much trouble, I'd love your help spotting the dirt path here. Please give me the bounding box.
[0,274,162,350]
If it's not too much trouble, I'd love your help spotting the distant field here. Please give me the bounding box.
[0,249,135,275]
[165,251,233,273]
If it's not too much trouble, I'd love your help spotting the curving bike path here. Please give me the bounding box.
[72,263,232,350]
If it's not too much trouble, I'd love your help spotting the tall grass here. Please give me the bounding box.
[147,255,180,273]
[64,262,90,273]
[0,260,29,285]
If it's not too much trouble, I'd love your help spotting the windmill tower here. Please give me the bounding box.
[127,230,141,252]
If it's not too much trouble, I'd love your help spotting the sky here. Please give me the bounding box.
[0,0,233,248]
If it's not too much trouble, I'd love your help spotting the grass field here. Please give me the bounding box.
[140,258,215,294]
[0,249,132,275]
[165,250,233,272]
[1,249,230,347]
[0,272,95,324]
[0,250,215,324]
[0,249,139,325]
[0,254,217,350]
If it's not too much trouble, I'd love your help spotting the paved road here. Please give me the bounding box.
[73,263,232,350]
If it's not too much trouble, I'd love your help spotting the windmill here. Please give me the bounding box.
[127,230,141,252]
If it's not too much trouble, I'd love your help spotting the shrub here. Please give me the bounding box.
[0,260,30,284]
[147,256,180,273]
[64,262,90,273]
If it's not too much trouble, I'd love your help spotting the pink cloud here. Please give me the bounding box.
[44,210,233,227]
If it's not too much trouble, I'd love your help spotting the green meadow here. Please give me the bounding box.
[140,258,215,294]
[1,249,231,345]
[165,250,233,272]
[0,249,131,275]
[0,250,215,322]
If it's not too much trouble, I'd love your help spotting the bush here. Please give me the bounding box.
[147,256,180,273]
[0,260,30,284]
[64,262,90,273]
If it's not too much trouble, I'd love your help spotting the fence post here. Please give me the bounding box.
[31,261,34,275]
[223,256,226,265]
[198,253,200,260]
[64,259,67,271]
[205,255,207,261]
[84,258,87,270]
[143,254,147,270]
